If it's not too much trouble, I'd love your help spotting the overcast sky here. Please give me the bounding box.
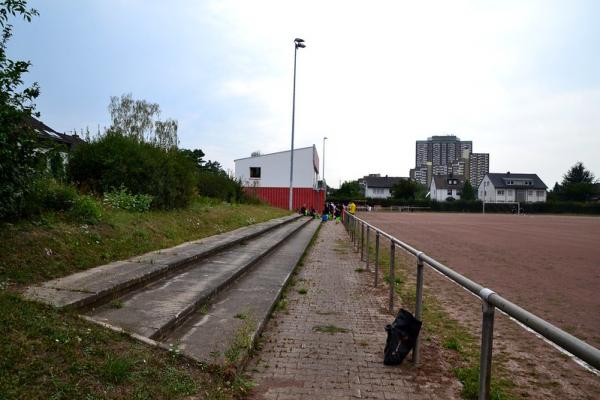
[9,0,600,188]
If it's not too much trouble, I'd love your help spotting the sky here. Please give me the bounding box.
[8,0,600,188]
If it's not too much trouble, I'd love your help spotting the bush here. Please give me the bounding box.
[69,195,102,224]
[196,172,244,203]
[103,186,152,212]
[44,180,79,211]
[68,132,196,210]
[18,176,78,217]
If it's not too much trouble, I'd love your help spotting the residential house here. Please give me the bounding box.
[429,174,466,201]
[361,175,406,199]
[478,173,547,203]
[27,116,84,151]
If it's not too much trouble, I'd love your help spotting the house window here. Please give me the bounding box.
[250,167,261,179]
[528,190,533,196]
[497,190,504,195]
[537,190,545,197]
[447,189,452,195]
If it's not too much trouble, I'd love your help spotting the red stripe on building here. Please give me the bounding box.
[245,187,325,211]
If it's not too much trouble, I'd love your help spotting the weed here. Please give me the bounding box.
[100,354,133,384]
[297,288,308,295]
[198,303,209,315]
[454,366,517,400]
[274,298,288,312]
[234,312,247,320]
[315,310,339,315]
[224,317,257,365]
[230,374,256,397]
[109,299,124,309]
[160,366,197,396]
[442,337,462,352]
[313,324,350,334]
[355,267,365,273]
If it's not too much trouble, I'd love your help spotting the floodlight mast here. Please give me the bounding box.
[289,38,306,210]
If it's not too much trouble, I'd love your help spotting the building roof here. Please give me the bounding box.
[363,176,407,189]
[485,173,547,190]
[234,145,314,162]
[27,116,85,147]
[431,175,466,190]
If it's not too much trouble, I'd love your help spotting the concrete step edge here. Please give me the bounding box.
[24,214,302,309]
[170,220,321,367]
[149,217,313,341]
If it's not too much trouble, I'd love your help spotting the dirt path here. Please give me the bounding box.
[361,212,600,399]
[247,221,462,399]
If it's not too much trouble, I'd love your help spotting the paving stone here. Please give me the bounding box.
[247,222,462,400]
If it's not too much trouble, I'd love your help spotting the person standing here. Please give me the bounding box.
[348,201,356,215]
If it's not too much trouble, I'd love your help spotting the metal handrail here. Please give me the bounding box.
[342,211,600,400]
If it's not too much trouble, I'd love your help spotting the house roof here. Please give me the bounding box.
[234,145,314,162]
[432,175,466,190]
[27,116,85,147]
[485,173,547,190]
[364,176,407,189]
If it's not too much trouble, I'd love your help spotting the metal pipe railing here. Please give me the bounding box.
[342,211,600,400]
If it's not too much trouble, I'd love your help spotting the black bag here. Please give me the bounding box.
[383,308,422,365]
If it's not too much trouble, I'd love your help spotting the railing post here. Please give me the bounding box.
[366,226,370,270]
[479,289,496,400]
[360,223,365,260]
[413,252,424,365]
[389,241,395,313]
[354,220,360,253]
[374,231,380,287]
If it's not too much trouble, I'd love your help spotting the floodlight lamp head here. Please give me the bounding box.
[294,38,305,43]
[296,42,306,48]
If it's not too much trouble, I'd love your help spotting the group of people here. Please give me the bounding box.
[298,201,357,223]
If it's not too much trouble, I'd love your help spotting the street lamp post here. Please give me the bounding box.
[289,38,306,211]
[323,136,328,200]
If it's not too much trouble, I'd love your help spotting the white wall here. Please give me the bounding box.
[478,176,493,201]
[432,188,460,201]
[430,179,461,201]
[365,187,391,198]
[234,146,318,188]
[478,175,547,203]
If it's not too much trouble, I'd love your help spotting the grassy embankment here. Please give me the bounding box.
[347,223,518,400]
[0,197,289,399]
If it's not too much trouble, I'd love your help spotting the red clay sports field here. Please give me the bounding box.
[359,212,600,348]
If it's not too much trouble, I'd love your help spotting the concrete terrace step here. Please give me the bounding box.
[163,219,321,365]
[85,217,311,340]
[24,214,301,309]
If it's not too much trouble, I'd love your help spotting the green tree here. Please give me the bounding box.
[108,93,178,148]
[461,180,476,201]
[68,132,196,209]
[556,162,597,202]
[562,161,595,184]
[391,179,418,200]
[0,0,41,220]
[179,148,245,202]
[334,180,363,199]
